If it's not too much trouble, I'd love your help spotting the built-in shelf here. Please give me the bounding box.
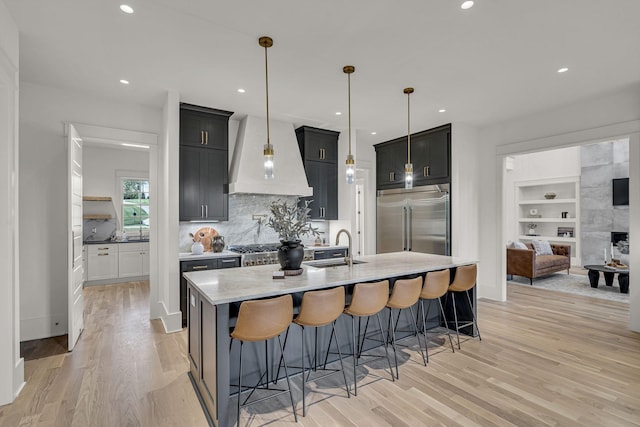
[518,198,576,205]
[519,235,576,243]
[83,196,112,202]
[515,177,581,265]
[518,218,576,223]
[83,214,112,220]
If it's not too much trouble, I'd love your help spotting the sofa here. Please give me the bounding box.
[507,243,571,285]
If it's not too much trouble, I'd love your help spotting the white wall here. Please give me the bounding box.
[504,146,581,243]
[478,83,640,332]
[19,82,161,341]
[0,0,23,406]
[356,131,377,255]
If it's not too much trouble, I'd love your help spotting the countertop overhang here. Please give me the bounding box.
[184,251,477,305]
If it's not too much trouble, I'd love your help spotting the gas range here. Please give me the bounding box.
[228,243,314,267]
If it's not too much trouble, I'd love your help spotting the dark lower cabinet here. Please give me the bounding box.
[179,146,228,221]
[187,285,200,378]
[313,248,347,260]
[375,123,451,190]
[181,257,240,327]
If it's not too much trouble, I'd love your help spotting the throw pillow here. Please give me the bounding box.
[512,241,528,250]
[532,239,553,255]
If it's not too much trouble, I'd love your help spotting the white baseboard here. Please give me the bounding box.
[21,314,68,341]
[14,357,24,399]
[84,275,149,287]
[159,301,183,334]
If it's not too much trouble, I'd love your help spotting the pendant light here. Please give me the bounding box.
[404,87,414,189]
[259,36,275,179]
[344,65,355,184]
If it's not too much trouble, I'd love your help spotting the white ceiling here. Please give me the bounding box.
[6,0,640,144]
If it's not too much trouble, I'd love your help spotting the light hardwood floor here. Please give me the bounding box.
[1,281,639,426]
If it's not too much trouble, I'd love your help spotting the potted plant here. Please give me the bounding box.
[527,223,537,235]
[267,199,319,270]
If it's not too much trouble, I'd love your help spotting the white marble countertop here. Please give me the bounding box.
[184,251,477,305]
[179,250,241,261]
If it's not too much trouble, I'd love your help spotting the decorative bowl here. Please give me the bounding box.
[544,192,556,199]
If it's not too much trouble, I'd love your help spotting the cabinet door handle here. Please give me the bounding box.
[98,247,109,250]
[201,205,204,218]
[331,252,344,257]
[205,205,208,218]
[192,265,208,270]
[205,131,209,145]
[200,130,204,145]
[424,166,430,177]
[390,172,395,182]
[221,259,236,264]
[98,253,109,256]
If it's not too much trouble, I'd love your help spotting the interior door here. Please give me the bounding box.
[68,124,84,350]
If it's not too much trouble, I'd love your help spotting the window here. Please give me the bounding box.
[122,178,149,235]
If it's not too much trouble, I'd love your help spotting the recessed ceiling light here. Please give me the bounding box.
[237,88,246,93]
[119,79,130,85]
[461,1,474,10]
[557,67,569,73]
[120,4,134,14]
[438,109,446,113]
[335,112,342,115]
[371,132,377,135]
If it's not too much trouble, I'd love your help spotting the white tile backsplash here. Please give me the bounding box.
[179,194,329,252]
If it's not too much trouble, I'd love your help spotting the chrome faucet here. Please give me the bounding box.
[335,229,353,266]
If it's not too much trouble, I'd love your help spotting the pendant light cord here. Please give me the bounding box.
[264,44,271,149]
[407,90,411,163]
[348,71,352,155]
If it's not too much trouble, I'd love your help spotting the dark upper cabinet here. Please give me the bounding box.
[180,146,228,221]
[296,126,340,220]
[375,123,451,190]
[296,126,339,163]
[180,103,233,150]
[179,103,233,221]
[411,125,450,185]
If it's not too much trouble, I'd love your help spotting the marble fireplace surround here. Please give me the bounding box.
[178,194,329,253]
[580,139,629,266]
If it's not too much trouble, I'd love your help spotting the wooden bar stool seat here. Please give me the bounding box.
[293,286,350,416]
[419,269,455,362]
[446,264,482,349]
[230,294,297,425]
[386,276,427,378]
[343,280,394,396]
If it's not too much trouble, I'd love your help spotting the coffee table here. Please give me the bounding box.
[584,265,629,294]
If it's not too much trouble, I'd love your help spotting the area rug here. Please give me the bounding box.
[508,273,629,303]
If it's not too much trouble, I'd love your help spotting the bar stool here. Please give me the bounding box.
[386,276,426,378]
[419,270,455,361]
[343,280,394,396]
[293,286,350,416]
[230,294,297,425]
[447,264,482,349]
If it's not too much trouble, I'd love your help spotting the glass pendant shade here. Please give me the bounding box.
[263,144,274,179]
[346,154,355,184]
[405,163,413,189]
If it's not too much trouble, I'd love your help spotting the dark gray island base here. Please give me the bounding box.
[184,252,478,427]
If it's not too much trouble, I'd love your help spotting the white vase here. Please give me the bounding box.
[191,241,204,255]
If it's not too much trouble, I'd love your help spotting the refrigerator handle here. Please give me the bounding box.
[408,206,413,251]
[402,206,407,251]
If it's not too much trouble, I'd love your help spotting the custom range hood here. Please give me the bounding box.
[229,116,313,196]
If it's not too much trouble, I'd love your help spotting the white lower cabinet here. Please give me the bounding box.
[87,242,150,282]
[87,244,119,280]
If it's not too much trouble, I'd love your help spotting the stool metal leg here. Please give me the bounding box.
[465,289,482,341]
[438,298,455,353]
[451,293,461,349]
[387,308,399,379]
[375,313,395,382]
[332,320,351,398]
[237,340,243,427]
[277,335,298,422]
[420,300,429,363]
[301,325,306,416]
[351,315,358,396]
[408,305,427,366]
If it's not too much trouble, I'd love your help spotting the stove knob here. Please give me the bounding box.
[249,260,255,266]
[257,259,263,265]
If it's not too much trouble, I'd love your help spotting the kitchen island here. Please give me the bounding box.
[184,251,477,427]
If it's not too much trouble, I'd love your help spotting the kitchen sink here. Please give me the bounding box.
[303,259,367,269]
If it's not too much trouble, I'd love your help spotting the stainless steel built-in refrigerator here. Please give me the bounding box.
[376,184,450,255]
